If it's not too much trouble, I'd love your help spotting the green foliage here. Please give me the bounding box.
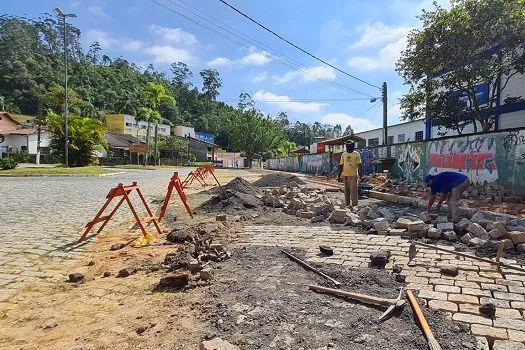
[9,150,29,163]
[46,110,106,166]
[0,157,18,170]
[199,68,222,101]
[397,0,525,133]
[276,140,297,157]
[343,124,354,136]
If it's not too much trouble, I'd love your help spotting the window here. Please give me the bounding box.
[125,122,133,127]
[368,138,379,147]
[357,140,366,149]
[398,134,405,143]
[415,131,424,141]
[387,136,394,145]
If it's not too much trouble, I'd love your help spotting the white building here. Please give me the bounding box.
[0,112,51,157]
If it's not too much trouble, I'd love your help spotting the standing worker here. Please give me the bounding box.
[338,140,363,207]
[425,171,470,222]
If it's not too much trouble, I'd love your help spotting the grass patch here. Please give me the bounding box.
[0,166,113,176]
[106,164,185,170]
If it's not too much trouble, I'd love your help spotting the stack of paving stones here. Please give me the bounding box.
[231,225,525,348]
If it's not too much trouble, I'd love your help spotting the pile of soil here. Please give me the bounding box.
[252,173,306,188]
[197,190,262,213]
[211,177,262,196]
[203,246,477,350]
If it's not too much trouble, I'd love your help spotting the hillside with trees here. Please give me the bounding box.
[0,13,345,165]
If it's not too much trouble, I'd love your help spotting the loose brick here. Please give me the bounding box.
[452,312,493,326]
[508,329,525,342]
[417,290,448,301]
[509,231,525,245]
[459,303,481,315]
[493,291,525,301]
[494,318,525,332]
[481,284,508,292]
[428,299,458,312]
[481,297,511,308]
[470,324,508,340]
[455,280,481,289]
[493,340,525,350]
[463,287,492,297]
[435,284,461,293]
[449,293,479,304]
[496,308,523,319]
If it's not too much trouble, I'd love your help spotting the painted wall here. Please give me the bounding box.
[266,128,525,194]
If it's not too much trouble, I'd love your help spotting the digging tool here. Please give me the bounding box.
[281,250,341,287]
[413,241,525,274]
[309,285,406,322]
[406,290,442,350]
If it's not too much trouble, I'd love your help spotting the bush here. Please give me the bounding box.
[0,157,18,170]
[10,150,29,163]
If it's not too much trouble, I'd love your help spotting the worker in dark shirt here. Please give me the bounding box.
[424,172,470,222]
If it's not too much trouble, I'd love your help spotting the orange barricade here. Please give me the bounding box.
[80,182,162,242]
[182,167,208,188]
[158,172,193,222]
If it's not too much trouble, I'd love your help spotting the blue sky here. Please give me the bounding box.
[4,0,449,132]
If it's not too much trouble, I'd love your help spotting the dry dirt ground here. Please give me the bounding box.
[0,170,497,349]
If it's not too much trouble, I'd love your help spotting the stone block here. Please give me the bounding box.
[494,222,508,235]
[407,220,426,231]
[461,232,474,244]
[437,222,454,231]
[468,223,489,239]
[470,324,508,340]
[418,211,431,223]
[388,228,407,236]
[443,231,457,241]
[470,237,488,247]
[427,227,442,239]
[369,250,390,267]
[471,212,485,223]
[517,243,525,252]
[489,229,506,240]
[452,313,493,326]
[373,218,390,231]
[455,218,472,232]
[435,216,449,223]
[311,215,325,223]
[417,290,448,301]
[367,209,379,220]
[428,300,458,312]
[396,218,412,229]
[296,210,315,219]
[509,231,525,245]
[493,341,525,350]
[377,207,396,219]
[200,338,240,350]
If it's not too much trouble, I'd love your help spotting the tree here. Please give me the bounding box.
[170,62,193,87]
[343,124,354,136]
[46,110,106,166]
[397,0,525,133]
[200,68,222,100]
[140,82,176,165]
[276,139,296,156]
[226,108,284,167]
[157,136,188,163]
[136,107,161,166]
[237,92,254,110]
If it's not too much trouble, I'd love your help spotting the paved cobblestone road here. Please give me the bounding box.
[0,169,190,301]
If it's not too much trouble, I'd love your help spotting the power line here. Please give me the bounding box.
[148,0,374,98]
[218,97,372,102]
[355,101,382,118]
[218,0,382,90]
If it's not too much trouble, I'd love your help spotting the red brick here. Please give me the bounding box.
[452,312,492,326]
[470,324,508,340]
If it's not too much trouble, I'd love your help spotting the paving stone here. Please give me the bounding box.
[470,324,508,340]
[508,329,525,342]
[452,312,493,326]
[455,280,481,289]
[481,284,508,292]
[434,284,461,293]
[428,300,458,312]
[495,308,523,319]
[480,297,511,308]
[462,288,492,297]
[493,292,525,301]
[493,318,525,332]
[459,303,482,315]
[417,290,448,301]
[509,231,525,245]
[510,301,525,310]
[468,223,489,239]
[493,340,525,350]
[407,220,426,231]
[448,293,479,304]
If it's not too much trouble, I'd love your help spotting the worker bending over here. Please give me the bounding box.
[425,172,470,222]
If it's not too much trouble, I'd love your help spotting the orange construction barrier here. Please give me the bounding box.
[158,172,193,222]
[182,167,208,188]
[80,182,162,242]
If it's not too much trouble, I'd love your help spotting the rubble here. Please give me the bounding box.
[427,227,442,239]
[469,237,488,247]
[216,214,227,222]
[110,243,125,251]
[479,303,496,318]
[68,273,84,283]
[437,222,454,231]
[467,223,489,239]
[509,231,525,245]
[418,211,431,223]
[396,218,412,229]
[443,231,457,241]
[200,337,240,350]
[252,173,305,188]
[157,272,190,290]
[440,265,459,276]
[407,220,425,231]
[369,250,390,268]
[319,245,334,256]
[200,268,214,281]
[311,215,325,223]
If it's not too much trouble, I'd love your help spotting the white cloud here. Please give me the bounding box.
[239,47,272,66]
[122,40,144,51]
[251,72,268,83]
[84,29,116,48]
[347,35,408,71]
[87,6,109,19]
[253,90,328,113]
[206,57,233,68]
[388,90,405,124]
[273,65,336,84]
[390,0,452,22]
[350,22,412,49]
[321,113,377,132]
[149,25,198,47]
[147,45,198,65]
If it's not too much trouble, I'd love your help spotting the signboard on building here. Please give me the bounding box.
[195,131,215,144]
[316,143,325,154]
[129,144,148,153]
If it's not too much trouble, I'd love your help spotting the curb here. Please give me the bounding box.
[0,171,125,178]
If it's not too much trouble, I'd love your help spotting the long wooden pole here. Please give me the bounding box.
[414,241,525,274]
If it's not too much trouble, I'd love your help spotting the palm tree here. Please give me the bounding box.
[140,83,176,165]
[136,107,162,166]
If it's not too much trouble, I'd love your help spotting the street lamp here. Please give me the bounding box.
[55,8,77,167]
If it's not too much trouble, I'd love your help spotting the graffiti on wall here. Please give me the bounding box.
[358,149,376,175]
[428,137,498,184]
[398,144,421,181]
[266,156,299,172]
[301,153,326,174]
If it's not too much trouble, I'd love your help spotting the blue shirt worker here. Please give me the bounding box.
[425,171,470,222]
[337,140,363,207]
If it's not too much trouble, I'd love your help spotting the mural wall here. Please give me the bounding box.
[265,129,525,194]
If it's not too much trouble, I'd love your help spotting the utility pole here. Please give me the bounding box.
[382,81,388,146]
[55,8,76,167]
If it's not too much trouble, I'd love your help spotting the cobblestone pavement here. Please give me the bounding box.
[230,225,525,348]
[0,168,194,301]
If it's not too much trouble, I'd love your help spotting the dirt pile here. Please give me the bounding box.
[198,190,262,213]
[211,177,262,196]
[360,174,388,186]
[203,246,477,350]
[252,173,306,187]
